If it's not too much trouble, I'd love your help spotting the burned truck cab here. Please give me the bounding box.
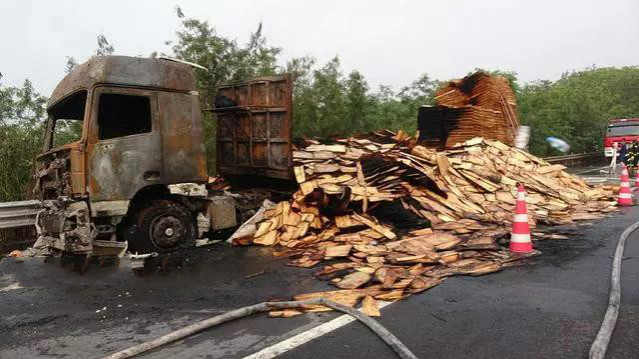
[36,56,212,255]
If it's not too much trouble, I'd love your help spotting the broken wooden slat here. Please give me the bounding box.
[361,295,381,317]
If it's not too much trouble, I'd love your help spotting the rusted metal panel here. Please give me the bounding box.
[48,56,196,108]
[213,75,293,180]
[158,91,208,184]
[86,87,164,202]
[69,147,86,195]
[91,200,130,217]
[41,55,205,205]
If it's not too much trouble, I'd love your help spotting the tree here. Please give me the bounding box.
[472,68,520,94]
[0,33,119,200]
[290,57,437,138]
[65,33,115,75]
[168,13,282,170]
[3,6,639,204]
[65,57,79,74]
[95,33,115,57]
[0,80,48,201]
[345,70,371,132]
[170,17,281,108]
[518,66,639,156]
[308,57,347,137]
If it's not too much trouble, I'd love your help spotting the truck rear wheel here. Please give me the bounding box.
[126,199,196,253]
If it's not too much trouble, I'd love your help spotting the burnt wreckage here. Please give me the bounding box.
[35,56,293,255]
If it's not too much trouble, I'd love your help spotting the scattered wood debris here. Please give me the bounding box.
[233,131,617,316]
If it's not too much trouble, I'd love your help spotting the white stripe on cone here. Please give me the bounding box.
[510,233,531,243]
[513,214,528,222]
[619,193,632,199]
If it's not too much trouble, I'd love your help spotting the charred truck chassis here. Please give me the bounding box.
[34,56,245,255]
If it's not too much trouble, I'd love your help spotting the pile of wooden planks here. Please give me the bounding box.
[438,106,508,147]
[233,131,617,317]
[422,71,520,147]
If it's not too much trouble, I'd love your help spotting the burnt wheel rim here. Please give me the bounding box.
[149,215,186,249]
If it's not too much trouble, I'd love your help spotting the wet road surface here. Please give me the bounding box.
[1,208,639,358]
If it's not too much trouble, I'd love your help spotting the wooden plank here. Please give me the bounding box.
[325,244,353,258]
[335,272,372,289]
[294,166,306,183]
[361,295,380,317]
[351,213,396,240]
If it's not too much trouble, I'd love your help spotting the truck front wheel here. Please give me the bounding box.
[126,199,196,253]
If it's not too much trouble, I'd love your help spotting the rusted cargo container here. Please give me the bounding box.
[213,75,293,180]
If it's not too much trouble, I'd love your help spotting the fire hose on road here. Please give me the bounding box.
[102,297,418,359]
[589,220,639,359]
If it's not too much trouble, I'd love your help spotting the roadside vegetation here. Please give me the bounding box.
[1,8,639,201]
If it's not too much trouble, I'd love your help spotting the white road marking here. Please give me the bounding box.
[0,282,23,292]
[242,301,393,359]
[0,273,24,292]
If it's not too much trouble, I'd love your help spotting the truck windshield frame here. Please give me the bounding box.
[606,124,639,137]
[44,90,88,151]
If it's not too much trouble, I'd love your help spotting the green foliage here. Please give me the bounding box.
[169,14,281,171]
[170,17,281,107]
[1,9,639,204]
[518,66,639,156]
[0,80,47,201]
[95,33,114,57]
[65,33,115,75]
[290,57,438,139]
[65,57,79,74]
[0,34,116,201]
[472,68,521,93]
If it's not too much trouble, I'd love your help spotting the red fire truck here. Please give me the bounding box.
[604,118,639,157]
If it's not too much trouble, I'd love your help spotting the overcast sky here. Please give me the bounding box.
[1,0,638,96]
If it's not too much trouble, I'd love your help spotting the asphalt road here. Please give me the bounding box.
[1,207,639,358]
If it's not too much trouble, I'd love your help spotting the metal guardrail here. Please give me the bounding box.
[0,200,41,229]
[543,151,604,165]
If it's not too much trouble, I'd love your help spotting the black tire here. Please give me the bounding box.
[126,199,196,254]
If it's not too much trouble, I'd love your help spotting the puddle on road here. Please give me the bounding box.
[532,225,611,268]
[0,274,24,292]
[1,243,283,280]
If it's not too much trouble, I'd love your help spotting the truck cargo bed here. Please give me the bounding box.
[212,75,293,180]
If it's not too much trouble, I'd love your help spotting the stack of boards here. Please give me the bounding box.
[233,130,617,318]
[421,71,520,148]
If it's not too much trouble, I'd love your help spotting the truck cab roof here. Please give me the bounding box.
[48,55,197,108]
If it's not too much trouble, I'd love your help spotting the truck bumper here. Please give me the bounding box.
[37,200,126,256]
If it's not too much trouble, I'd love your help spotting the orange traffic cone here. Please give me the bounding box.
[510,184,533,254]
[618,165,632,206]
